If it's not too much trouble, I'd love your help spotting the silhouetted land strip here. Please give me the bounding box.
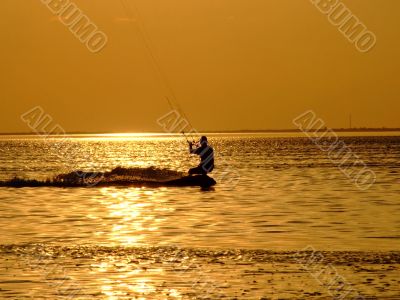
[205,128,400,133]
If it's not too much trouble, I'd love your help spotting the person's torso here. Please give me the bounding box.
[198,146,214,166]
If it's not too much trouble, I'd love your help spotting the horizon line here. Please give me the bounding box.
[1,127,400,136]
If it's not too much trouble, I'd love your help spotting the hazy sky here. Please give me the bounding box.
[1,0,399,133]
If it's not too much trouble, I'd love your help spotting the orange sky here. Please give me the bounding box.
[1,0,399,133]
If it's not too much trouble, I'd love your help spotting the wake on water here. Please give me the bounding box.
[0,167,216,188]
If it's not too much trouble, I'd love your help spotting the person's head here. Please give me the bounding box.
[199,136,208,146]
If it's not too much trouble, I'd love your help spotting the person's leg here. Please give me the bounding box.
[202,164,214,174]
[189,166,205,175]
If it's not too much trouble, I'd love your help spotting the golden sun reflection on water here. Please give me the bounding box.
[91,258,183,299]
[88,188,187,298]
[96,187,172,247]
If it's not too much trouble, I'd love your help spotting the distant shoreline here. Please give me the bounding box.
[1,128,400,135]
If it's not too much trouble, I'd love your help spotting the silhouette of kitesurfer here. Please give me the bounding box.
[188,136,214,175]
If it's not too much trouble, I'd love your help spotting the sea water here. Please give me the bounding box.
[1,133,399,251]
[1,133,400,299]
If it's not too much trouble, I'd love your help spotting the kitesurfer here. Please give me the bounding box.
[188,136,214,175]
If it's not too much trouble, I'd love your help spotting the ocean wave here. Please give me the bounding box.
[1,244,399,264]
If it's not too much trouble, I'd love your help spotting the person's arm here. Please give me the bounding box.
[189,141,202,154]
[188,141,195,154]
